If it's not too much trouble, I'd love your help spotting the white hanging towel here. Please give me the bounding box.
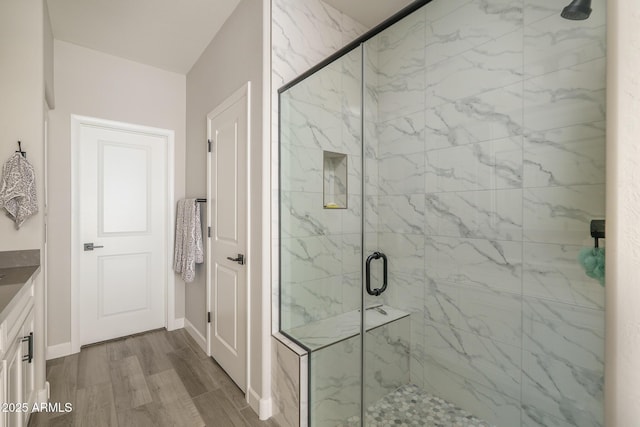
[0,153,38,229]
[173,199,204,283]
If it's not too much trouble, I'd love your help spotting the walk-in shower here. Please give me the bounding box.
[278,0,606,425]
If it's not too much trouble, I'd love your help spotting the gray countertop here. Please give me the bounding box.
[0,265,39,314]
[0,250,40,321]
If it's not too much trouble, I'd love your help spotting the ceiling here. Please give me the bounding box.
[46,0,414,75]
[47,0,241,74]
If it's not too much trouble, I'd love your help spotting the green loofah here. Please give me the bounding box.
[578,247,605,286]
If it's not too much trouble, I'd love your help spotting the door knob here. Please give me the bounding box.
[227,254,245,265]
[84,243,104,251]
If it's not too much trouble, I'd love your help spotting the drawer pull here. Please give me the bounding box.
[21,332,33,363]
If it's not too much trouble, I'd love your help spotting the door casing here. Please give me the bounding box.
[70,115,176,354]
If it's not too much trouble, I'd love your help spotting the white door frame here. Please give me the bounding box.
[206,82,251,394]
[70,114,176,354]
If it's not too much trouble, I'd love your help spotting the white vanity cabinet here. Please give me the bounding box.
[0,273,37,427]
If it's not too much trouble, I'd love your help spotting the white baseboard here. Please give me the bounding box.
[38,385,49,403]
[247,387,273,420]
[47,342,74,360]
[168,317,185,331]
[184,318,207,353]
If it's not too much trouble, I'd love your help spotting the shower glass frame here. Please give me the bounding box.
[278,2,433,426]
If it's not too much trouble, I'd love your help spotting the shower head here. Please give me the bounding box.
[561,0,592,20]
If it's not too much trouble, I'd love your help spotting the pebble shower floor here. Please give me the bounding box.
[340,384,494,427]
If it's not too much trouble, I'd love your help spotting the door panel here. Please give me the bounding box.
[98,253,151,317]
[207,84,249,392]
[101,143,150,234]
[214,264,239,354]
[78,123,167,345]
[215,122,238,243]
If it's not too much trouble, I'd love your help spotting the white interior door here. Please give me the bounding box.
[78,123,168,345]
[207,83,250,392]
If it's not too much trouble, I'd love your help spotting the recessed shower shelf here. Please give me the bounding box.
[323,151,347,209]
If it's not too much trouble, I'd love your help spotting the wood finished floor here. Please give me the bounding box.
[28,329,280,427]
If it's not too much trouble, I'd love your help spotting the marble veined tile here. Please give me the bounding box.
[340,11,368,46]
[377,232,425,277]
[425,0,523,67]
[523,58,606,132]
[340,48,363,118]
[422,350,522,426]
[280,191,342,238]
[364,318,410,407]
[280,235,343,283]
[424,189,523,241]
[523,297,604,374]
[376,7,427,122]
[425,82,523,150]
[377,110,425,158]
[272,0,342,85]
[286,98,344,151]
[425,282,522,347]
[522,349,603,427]
[424,321,521,397]
[524,126,605,187]
[426,30,523,109]
[378,194,425,235]
[272,338,301,427]
[523,184,605,245]
[341,233,362,275]
[284,62,343,112]
[522,297,604,426]
[378,154,425,196]
[385,271,426,314]
[425,136,522,191]
[521,406,584,427]
[425,236,522,294]
[280,275,343,329]
[341,271,362,314]
[524,23,606,79]
[524,242,605,310]
[311,337,361,426]
[423,0,473,24]
[280,144,323,193]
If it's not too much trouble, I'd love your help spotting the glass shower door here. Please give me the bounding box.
[279,46,364,426]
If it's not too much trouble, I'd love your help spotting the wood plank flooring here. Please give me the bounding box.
[29,329,280,427]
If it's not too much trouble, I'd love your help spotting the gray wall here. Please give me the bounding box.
[185,0,264,394]
[48,40,187,347]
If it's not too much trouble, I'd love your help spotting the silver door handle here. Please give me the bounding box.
[84,243,104,251]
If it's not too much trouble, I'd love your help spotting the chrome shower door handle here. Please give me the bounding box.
[365,251,388,296]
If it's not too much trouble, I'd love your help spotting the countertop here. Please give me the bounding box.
[0,250,40,323]
[0,265,39,315]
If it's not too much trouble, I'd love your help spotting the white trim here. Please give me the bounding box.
[37,386,48,404]
[184,318,207,353]
[70,115,176,353]
[172,317,185,330]
[247,386,272,420]
[261,0,273,419]
[206,82,252,392]
[46,342,74,360]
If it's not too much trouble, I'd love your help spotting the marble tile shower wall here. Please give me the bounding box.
[373,1,606,426]
[274,0,368,332]
[280,48,366,330]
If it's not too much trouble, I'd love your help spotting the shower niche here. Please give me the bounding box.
[278,0,606,426]
[322,151,347,209]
